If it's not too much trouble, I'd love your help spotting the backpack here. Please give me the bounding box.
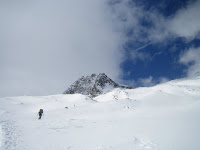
[39,109,43,114]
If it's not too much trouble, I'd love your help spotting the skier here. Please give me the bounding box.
[38,109,43,119]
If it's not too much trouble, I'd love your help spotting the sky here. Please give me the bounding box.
[1,0,200,97]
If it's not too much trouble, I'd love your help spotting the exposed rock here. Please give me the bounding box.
[63,73,133,97]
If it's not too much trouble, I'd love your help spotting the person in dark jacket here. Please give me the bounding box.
[38,109,43,119]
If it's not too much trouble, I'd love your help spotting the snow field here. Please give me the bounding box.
[0,76,200,150]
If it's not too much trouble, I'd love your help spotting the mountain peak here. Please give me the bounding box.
[63,73,133,97]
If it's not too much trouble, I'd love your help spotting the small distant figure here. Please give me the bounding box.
[65,106,68,109]
[38,109,43,119]
[124,106,129,109]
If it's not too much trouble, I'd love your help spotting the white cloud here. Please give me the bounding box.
[159,77,169,84]
[106,0,173,68]
[167,0,200,78]
[169,0,200,39]
[107,0,169,44]
[108,0,200,43]
[138,76,155,87]
[179,47,200,76]
[138,76,169,87]
[0,0,123,97]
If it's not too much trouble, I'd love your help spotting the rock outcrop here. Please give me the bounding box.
[63,73,133,97]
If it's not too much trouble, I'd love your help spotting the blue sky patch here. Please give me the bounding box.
[116,0,200,86]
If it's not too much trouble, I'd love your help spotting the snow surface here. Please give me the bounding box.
[0,76,200,150]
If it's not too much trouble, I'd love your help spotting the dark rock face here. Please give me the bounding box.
[63,73,133,97]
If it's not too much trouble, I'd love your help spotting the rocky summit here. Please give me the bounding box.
[63,73,133,97]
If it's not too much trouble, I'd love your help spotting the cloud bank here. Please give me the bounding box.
[179,47,200,76]
[137,76,169,87]
[169,0,200,39]
[0,0,123,97]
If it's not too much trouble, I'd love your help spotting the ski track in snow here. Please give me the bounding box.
[0,112,25,150]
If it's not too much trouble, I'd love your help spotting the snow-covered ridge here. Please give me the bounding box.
[63,73,133,97]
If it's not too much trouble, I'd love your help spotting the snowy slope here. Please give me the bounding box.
[0,76,200,150]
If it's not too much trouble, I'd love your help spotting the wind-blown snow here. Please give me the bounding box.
[0,76,200,150]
